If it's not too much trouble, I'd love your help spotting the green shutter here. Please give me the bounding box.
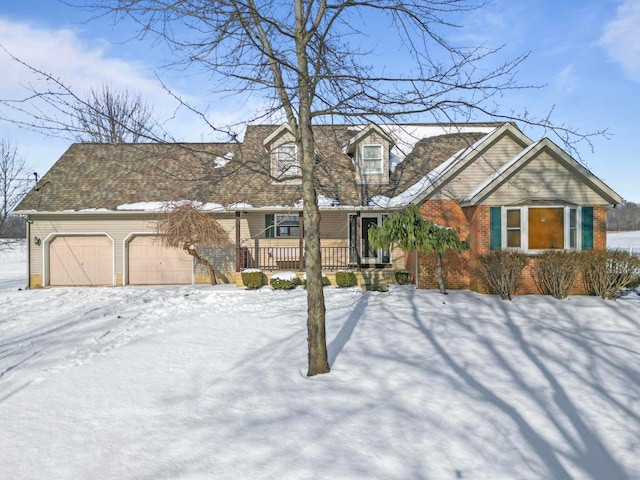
[265,214,275,238]
[490,207,502,250]
[582,207,594,250]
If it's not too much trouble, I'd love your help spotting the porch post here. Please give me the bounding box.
[298,211,304,271]
[235,211,241,272]
[254,237,260,270]
[356,211,361,271]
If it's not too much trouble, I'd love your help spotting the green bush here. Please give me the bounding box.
[270,272,301,290]
[478,250,529,300]
[336,270,357,288]
[301,272,331,288]
[395,270,411,285]
[580,250,640,299]
[241,269,265,289]
[531,250,581,299]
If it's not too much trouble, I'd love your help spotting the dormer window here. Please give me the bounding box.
[274,143,300,178]
[361,144,383,174]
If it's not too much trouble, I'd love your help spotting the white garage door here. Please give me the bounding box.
[49,235,113,286]
[128,236,193,285]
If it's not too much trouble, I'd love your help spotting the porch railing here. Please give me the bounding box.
[238,246,360,271]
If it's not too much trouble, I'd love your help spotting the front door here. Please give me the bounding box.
[349,214,390,265]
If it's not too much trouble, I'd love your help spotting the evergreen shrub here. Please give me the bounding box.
[336,270,357,287]
[241,269,265,289]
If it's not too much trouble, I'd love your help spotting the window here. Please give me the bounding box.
[275,214,300,237]
[506,209,521,248]
[501,206,580,251]
[274,144,299,178]
[361,144,383,174]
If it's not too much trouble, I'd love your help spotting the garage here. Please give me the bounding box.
[128,235,193,285]
[49,235,113,286]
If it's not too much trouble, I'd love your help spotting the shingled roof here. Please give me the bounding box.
[15,123,501,212]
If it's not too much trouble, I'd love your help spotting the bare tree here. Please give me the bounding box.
[74,84,156,143]
[79,0,601,376]
[0,48,159,143]
[0,140,30,242]
[156,201,231,285]
[4,1,598,374]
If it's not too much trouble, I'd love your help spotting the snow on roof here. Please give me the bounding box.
[347,124,498,170]
[369,147,468,208]
[214,152,234,168]
[386,124,497,166]
[116,201,226,212]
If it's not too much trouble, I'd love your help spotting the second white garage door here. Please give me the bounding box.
[128,236,193,285]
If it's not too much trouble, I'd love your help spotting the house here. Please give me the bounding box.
[13,122,624,293]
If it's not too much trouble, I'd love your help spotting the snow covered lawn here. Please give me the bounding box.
[1,240,639,479]
[608,230,640,253]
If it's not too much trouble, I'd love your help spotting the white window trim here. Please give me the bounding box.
[502,205,582,252]
[275,213,300,238]
[361,143,383,174]
[273,143,300,178]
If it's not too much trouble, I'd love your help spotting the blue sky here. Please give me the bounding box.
[1,0,638,202]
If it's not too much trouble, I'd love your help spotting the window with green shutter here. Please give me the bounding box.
[265,214,275,238]
[582,207,594,250]
[490,207,502,250]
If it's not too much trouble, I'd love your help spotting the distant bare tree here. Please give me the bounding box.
[607,202,640,231]
[0,140,30,243]
[0,47,159,143]
[74,84,156,143]
[156,201,231,285]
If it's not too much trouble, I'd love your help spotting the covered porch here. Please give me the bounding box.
[229,210,398,272]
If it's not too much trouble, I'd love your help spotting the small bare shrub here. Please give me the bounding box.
[478,250,529,300]
[580,250,640,299]
[531,250,581,299]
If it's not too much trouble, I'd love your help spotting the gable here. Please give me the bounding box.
[462,140,624,206]
[431,130,531,200]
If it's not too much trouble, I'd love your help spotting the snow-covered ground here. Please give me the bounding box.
[607,230,640,253]
[1,240,639,479]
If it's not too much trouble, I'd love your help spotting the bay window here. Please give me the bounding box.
[494,205,591,252]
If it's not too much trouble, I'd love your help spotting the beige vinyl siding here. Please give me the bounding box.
[30,214,158,283]
[319,211,349,239]
[477,150,611,206]
[28,213,244,284]
[246,211,349,241]
[354,131,391,185]
[433,133,528,200]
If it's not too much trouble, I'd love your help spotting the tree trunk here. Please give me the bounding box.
[436,252,447,294]
[295,0,329,376]
[186,246,217,285]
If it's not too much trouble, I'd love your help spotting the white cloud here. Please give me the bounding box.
[556,64,576,94]
[599,0,640,82]
[0,16,266,173]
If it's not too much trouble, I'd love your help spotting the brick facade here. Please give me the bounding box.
[418,202,609,296]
